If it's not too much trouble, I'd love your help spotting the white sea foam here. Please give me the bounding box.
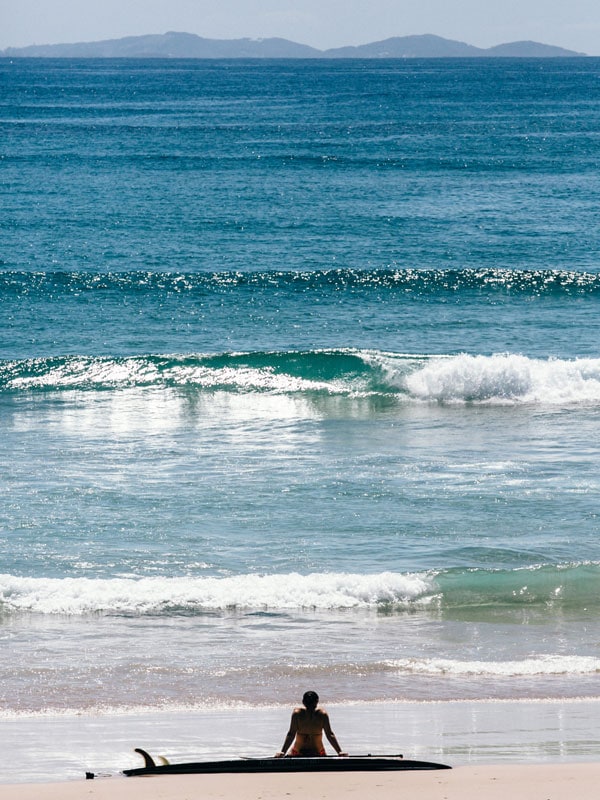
[403,354,600,404]
[7,358,341,394]
[0,571,433,615]
[386,655,600,676]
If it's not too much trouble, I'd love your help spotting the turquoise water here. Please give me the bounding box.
[1,59,600,775]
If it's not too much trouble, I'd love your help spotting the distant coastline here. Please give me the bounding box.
[0,31,587,59]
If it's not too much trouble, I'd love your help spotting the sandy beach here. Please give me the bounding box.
[2,763,599,800]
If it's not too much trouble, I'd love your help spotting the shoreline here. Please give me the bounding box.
[2,764,600,800]
[4,693,600,720]
[1,698,599,785]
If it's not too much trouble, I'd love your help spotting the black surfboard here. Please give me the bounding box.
[122,748,451,776]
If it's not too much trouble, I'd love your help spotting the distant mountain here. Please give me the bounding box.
[0,31,586,59]
[0,31,321,59]
[484,40,584,57]
[324,34,584,58]
[325,34,483,58]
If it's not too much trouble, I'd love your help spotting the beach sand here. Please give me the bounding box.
[2,764,599,800]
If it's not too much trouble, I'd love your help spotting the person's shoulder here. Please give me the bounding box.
[292,706,304,714]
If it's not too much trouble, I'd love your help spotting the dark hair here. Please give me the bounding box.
[302,691,319,708]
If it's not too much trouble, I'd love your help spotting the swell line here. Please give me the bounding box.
[2,268,600,295]
[2,350,600,405]
[1,563,598,616]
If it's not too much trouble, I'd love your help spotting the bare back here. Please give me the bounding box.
[288,707,333,755]
[277,696,346,758]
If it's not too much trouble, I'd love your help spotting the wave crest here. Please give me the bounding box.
[386,655,600,677]
[1,563,598,616]
[3,350,600,406]
[0,571,431,616]
[403,353,600,404]
[435,563,600,610]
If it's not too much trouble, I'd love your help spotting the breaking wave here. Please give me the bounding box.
[1,562,598,616]
[2,349,600,405]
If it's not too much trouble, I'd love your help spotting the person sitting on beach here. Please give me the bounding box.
[275,691,347,758]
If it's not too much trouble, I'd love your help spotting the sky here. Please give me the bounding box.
[1,0,599,55]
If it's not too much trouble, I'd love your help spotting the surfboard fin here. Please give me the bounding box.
[134,748,157,769]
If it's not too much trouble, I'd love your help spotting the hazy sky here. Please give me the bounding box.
[2,0,599,54]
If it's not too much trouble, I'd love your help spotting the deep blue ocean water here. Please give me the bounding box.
[1,58,600,746]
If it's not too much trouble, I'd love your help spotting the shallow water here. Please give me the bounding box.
[1,700,599,784]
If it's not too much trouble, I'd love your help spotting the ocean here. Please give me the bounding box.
[1,56,600,782]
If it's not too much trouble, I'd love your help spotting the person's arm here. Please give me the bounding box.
[322,711,347,756]
[275,711,299,757]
